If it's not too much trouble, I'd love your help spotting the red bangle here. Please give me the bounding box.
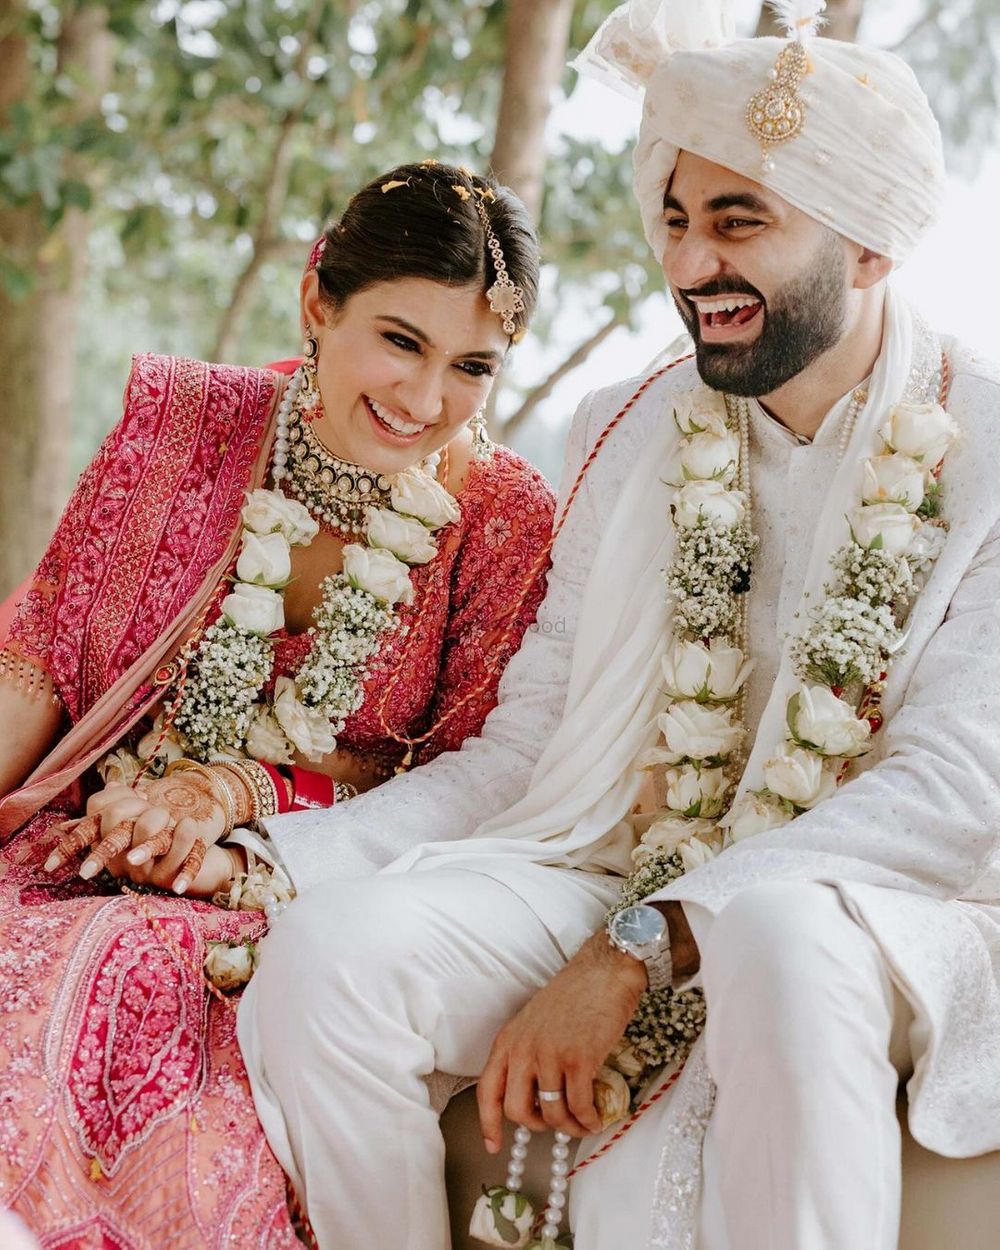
[289,766,335,812]
[258,762,292,814]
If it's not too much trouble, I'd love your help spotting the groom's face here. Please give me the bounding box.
[661,151,850,397]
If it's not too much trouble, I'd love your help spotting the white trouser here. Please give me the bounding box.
[571,882,913,1250]
[238,866,613,1250]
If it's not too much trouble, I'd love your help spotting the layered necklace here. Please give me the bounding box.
[142,364,460,771]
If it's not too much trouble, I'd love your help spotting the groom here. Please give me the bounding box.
[240,5,1000,1248]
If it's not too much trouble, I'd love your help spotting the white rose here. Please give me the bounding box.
[636,745,677,771]
[390,467,461,529]
[203,940,258,991]
[221,583,284,635]
[664,765,729,817]
[656,701,743,762]
[679,835,720,874]
[236,531,292,587]
[136,711,186,766]
[593,1065,632,1128]
[908,520,947,574]
[272,676,337,761]
[880,401,958,468]
[242,489,319,545]
[671,386,729,437]
[861,454,926,512]
[468,1187,534,1248]
[763,746,838,809]
[666,429,740,487]
[720,792,793,842]
[606,1039,646,1081]
[97,748,143,788]
[634,814,717,862]
[848,503,921,557]
[365,507,438,565]
[245,705,294,765]
[672,480,747,529]
[342,544,415,606]
[787,684,871,758]
[661,638,753,702]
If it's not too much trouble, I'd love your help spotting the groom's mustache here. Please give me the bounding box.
[678,277,767,305]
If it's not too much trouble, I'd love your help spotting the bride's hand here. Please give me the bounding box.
[45,774,231,894]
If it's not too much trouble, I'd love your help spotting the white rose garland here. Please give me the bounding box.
[160,464,458,768]
[605,377,955,1101]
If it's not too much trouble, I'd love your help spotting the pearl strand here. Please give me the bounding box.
[505,1126,573,1244]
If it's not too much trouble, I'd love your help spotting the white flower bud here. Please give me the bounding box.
[787,684,871,758]
[272,676,337,762]
[880,401,958,468]
[763,746,838,809]
[664,765,729,817]
[593,1065,632,1128]
[390,467,461,529]
[245,705,294,765]
[221,584,284,635]
[342,544,415,606]
[848,502,921,557]
[671,386,729,437]
[236,531,292,587]
[661,638,753,702]
[666,430,740,487]
[203,940,258,991]
[861,454,926,512]
[468,1187,535,1247]
[365,507,438,565]
[679,836,720,873]
[242,488,319,545]
[720,792,793,842]
[672,480,747,529]
[656,701,743,762]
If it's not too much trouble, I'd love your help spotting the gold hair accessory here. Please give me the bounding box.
[381,179,411,193]
[452,184,472,202]
[473,196,526,338]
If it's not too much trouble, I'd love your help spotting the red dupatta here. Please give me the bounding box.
[0,353,281,838]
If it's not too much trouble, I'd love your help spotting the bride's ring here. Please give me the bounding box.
[536,1088,564,1102]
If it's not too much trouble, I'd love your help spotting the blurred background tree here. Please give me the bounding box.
[0,0,997,593]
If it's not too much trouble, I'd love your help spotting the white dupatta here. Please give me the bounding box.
[390,289,932,878]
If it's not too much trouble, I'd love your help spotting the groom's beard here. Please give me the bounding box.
[673,232,849,397]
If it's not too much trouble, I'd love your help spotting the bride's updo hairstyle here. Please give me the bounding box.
[315,162,540,341]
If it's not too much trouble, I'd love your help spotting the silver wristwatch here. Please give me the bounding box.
[607,904,674,993]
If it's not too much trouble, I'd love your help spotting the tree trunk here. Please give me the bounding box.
[0,3,113,594]
[489,0,575,219]
[755,0,864,41]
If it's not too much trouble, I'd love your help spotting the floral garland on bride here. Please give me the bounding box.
[604,379,957,1099]
[102,464,460,780]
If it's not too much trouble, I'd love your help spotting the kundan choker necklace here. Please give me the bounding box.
[281,405,395,535]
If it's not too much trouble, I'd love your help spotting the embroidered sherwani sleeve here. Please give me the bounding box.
[263,397,602,891]
[650,515,1000,915]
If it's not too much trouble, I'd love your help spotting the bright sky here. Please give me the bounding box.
[512,12,997,478]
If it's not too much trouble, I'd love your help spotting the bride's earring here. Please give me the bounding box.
[469,408,491,460]
[298,325,322,422]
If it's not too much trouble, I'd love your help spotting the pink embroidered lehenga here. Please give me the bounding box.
[0,354,554,1248]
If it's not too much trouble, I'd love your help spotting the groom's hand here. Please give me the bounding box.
[477,930,648,1151]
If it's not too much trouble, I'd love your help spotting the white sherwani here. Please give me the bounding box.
[240,301,1000,1249]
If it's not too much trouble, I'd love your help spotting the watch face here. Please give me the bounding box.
[614,905,666,947]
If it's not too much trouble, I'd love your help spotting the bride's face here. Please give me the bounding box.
[301,273,508,475]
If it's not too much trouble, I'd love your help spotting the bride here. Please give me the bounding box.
[0,161,550,1247]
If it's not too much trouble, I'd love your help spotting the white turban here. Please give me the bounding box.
[575,0,945,264]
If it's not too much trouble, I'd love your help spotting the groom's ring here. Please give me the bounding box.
[536,1089,564,1102]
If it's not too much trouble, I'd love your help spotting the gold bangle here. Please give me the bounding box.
[164,759,236,837]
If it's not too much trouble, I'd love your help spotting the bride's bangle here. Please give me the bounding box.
[164,758,236,837]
